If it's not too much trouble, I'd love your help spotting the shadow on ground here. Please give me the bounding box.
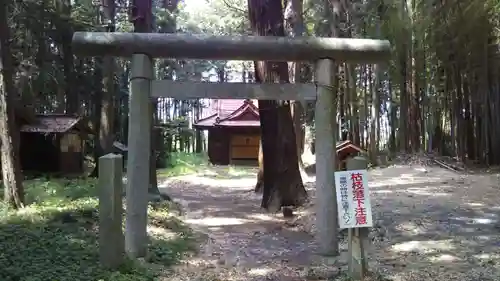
[159,175,328,281]
[366,165,500,280]
[159,164,500,281]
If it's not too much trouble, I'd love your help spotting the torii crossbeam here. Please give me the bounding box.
[73,32,390,63]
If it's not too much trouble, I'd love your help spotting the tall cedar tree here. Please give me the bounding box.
[0,0,25,208]
[247,0,307,212]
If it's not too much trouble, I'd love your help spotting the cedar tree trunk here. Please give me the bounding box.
[248,0,307,212]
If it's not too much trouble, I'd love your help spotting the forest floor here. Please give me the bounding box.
[159,161,500,281]
[0,177,197,281]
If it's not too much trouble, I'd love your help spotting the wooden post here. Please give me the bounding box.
[98,153,124,268]
[314,59,338,255]
[346,156,370,280]
[125,53,152,258]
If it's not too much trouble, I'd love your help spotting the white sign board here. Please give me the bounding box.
[334,169,373,229]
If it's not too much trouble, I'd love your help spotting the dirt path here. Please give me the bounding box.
[159,165,500,281]
[159,168,330,281]
[366,165,500,281]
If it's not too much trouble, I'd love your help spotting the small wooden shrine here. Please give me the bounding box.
[336,140,365,170]
[19,114,92,175]
[194,99,260,165]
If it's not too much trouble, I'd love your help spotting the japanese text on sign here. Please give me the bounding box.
[334,169,373,229]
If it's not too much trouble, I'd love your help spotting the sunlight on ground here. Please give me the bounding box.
[399,173,416,179]
[428,254,460,262]
[371,189,394,194]
[156,162,500,281]
[182,176,255,189]
[181,257,214,267]
[452,216,497,224]
[148,225,178,238]
[196,166,256,178]
[371,183,452,197]
[475,235,494,241]
[474,253,500,261]
[368,167,454,197]
[248,267,274,276]
[395,221,428,236]
[369,177,443,188]
[391,239,454,253]
[0,178,197,280]
[246,213,282,222]
[466,202,485,207]
[406,187,451,197]
[414,167,428,172]
[185,217,250,227]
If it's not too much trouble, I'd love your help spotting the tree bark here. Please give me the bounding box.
[285,0,307,176]
[0,0,25,209]
[148,0,180,196]
[92,0,117,178]
[370,8,383,163]
[344,3,359,144]
[60,0,78,114]
[399,0,409,152]
[248,0,307,212]
[254,142,263,193]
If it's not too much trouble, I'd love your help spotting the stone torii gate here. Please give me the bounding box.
[72,32,391,258]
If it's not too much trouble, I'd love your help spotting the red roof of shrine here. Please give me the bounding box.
[194,99,260,128]
[335,140,365,159]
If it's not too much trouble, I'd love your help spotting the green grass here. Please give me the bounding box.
[204,165,257,179]
[157,152,257,179]
[157,152,209,177]
[0,177,197,281]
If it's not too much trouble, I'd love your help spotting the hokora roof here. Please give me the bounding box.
[194,99,260,128]
[20,114,91,134]
[335,140,365,154]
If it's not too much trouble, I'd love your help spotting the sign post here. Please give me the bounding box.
[334,156,371,280]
